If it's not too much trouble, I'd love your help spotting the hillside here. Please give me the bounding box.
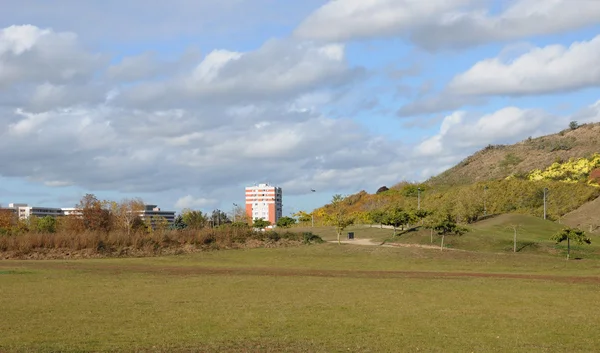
[561,196,600,233]
[427,122,600,186]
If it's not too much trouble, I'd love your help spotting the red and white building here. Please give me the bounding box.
[245,183,282,225]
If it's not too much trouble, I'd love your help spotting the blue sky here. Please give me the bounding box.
[1,0,600,216]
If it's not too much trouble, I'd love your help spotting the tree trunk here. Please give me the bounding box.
[567,237,570,260]
[430,229,433,244]
[440,234,445,251]
[393,226,396,236]
[337,230,341,245]
[513,228,517,253]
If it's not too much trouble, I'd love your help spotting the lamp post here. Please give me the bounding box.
[311,188,316,227]
[417,187,421,210]
[232,203,238,223]
[543,188,549,220]
[483,186,488,216]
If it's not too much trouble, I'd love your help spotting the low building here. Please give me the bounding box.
[8,203,63,220]
[138,205,176,227]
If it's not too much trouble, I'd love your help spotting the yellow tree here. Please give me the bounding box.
[114,198,145,235]
[324,194,355,244]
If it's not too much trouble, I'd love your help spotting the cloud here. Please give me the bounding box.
[415,107,555,157]
[397,93,486,117]
[449,35,600,96]
[295,0,600,50]
[115,39,364,109]
[175,195,219,210]
[0,25,104,87]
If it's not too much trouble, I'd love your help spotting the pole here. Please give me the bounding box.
[543,188,548,220]
[232,203,237,223]
[483,186,487,216]
[310,188,316,227]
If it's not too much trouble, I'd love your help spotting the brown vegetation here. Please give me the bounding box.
[0,227,322,260]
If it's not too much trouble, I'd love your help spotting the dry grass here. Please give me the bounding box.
[0,228,321,259]
[428,122,600,186]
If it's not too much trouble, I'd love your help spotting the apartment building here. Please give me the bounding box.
[245,183,283,225]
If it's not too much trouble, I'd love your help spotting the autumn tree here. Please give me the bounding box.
[113,198,145,235]
[551,227,591,260]
[78,194,111,232]
[293,211,313,224]
[324,194,355,244]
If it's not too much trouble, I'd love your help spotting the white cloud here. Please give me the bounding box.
[295,0,600,50]
[416,107,553,157]
[449,35,600,96]
[175,195,219,210]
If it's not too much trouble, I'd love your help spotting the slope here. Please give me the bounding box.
[427,122,600,186]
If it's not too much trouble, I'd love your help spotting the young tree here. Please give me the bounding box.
[368,208,386,229]
[324,194,355,244]
[551,227,591,260]
[433,214,468,251]
[414,209,431,226]
[276,216,296,228]
[382,205,408,236]
[253,218,271,229]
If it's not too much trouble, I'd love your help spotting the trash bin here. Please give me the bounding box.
[347,232,354,240]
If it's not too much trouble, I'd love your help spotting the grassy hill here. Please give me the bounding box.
[427,122,600,186]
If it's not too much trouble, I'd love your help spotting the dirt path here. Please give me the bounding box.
[330,238,463,251]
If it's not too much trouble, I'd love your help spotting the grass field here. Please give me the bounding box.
[1,241,600,352]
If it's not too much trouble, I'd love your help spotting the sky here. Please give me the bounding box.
[1,0,600,216]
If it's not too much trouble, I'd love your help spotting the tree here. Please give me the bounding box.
[276,216,296,228]
[324,194,355,244]
[78,194,111,232]
[569,121,579,130]
[171,215,187,230]
[36,216,57,233]
[368,208,386,228]
[433,214,468,251]
[293,211,312,224]
[376,186,389,194]
[182,209,208,230]
[114,198,145,235]
[210,209,230,227]
[551,227,591,260]
[382,205,412,236]
[253,218,271,229]
[414,209,431,226]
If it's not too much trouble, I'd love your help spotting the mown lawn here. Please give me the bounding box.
[1,244,599,352]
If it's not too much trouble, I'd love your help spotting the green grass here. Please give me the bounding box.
[1,244,600,352]
[385,214,600,259]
